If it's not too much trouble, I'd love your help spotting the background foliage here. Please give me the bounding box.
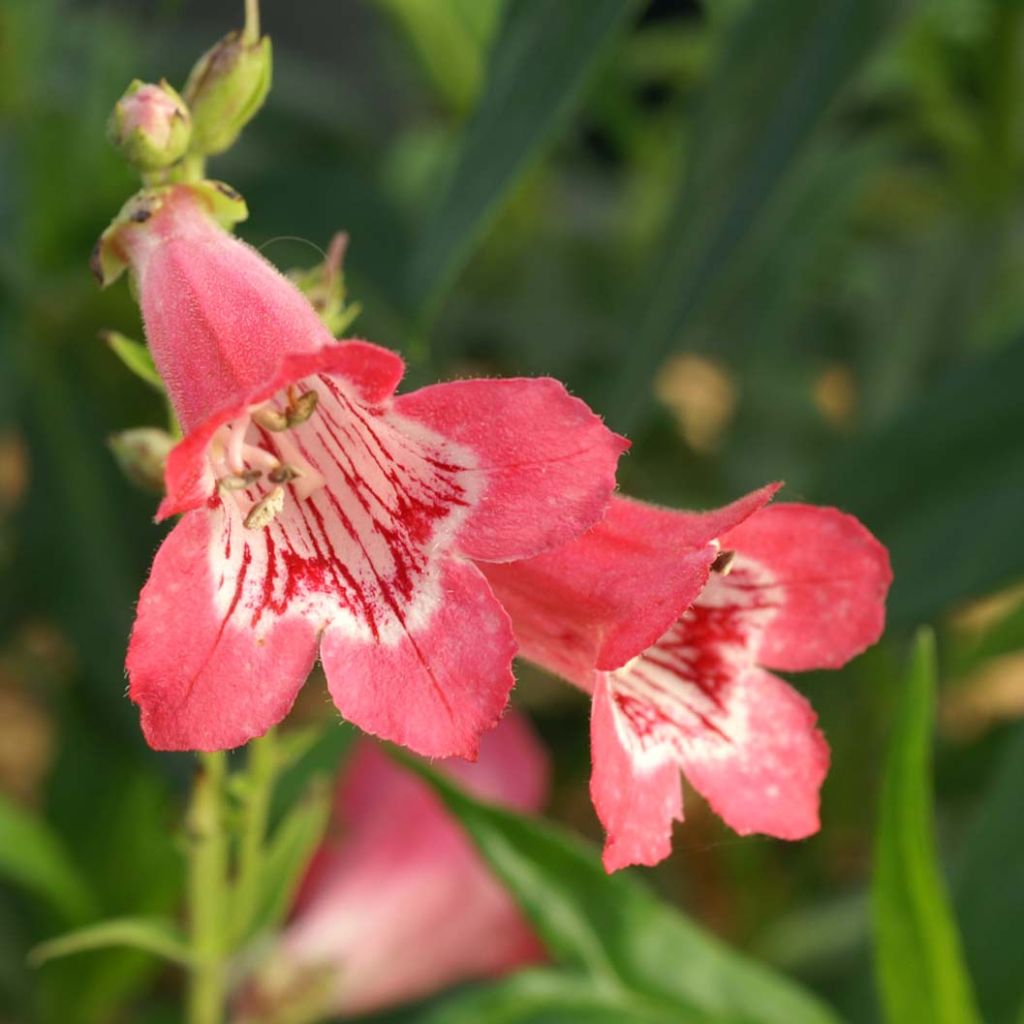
[1,0,1023,1021]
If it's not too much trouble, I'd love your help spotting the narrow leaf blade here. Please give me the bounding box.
[101,330,164,392]
[0,793,96,924]
[872,629,982,1024]
[407,0,639,315]
[394,751,839,1024]
[29,916,191,968]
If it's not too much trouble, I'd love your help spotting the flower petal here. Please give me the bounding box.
[158,342,405,521]
[678,668,830,840]
[127,510,318,750]
[590,673,682,871]
[722,504,892,671]
[394,378,629,563]
[275,717,547,1018]
[481,485,780,685]
[320,558,517,759]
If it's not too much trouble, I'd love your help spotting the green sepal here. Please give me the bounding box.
[91,181,248,288]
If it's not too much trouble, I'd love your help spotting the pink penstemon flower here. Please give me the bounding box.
[480,488,892,870]
[236,714,547,1020]
[96,182,627,756]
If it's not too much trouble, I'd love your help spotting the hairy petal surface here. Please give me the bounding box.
[481,485,779,687]
[720,504,893,672]
[396,378,629,564]
[127,510,318,750]
[321,559,517,759]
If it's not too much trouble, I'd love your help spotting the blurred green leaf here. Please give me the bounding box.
[421,969,703,1024]
[872,629,981,1024]
[100,330,164,393]
[819,334,1024,625]
[395,752,839,1024]
[29,917,190,968]
[244,776,331,940]
[374,0,503,112]
[609,0,898,426]
[954,723,1024,1024]
[407,0,640,317]
[0,794,95,925]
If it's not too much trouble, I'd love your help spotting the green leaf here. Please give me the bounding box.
[0,793,96,924]
[422,969,706,1024]
[245,776,332,939]
[818,334,1024,625]
[394,752,839,1024]
[407,0,640,316]
[100,330,164,392]
[871,629,982,1024]
[954,723,1024,1024]
[374,0,503,112]
[29,917,190,969]
[608,0,898,426]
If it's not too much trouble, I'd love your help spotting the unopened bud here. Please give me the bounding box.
[108,428,175,493]
[183,28,272,157]
[108,80,191,172]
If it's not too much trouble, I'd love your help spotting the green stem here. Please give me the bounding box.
[232,729,277,941]
[243,0,261,44]
[187,752,229,1024]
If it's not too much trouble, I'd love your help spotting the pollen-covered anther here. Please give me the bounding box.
[244,485,285,530]
[268,464,302,484]
[220,469,262,491]
[252,406,290,432]
[287,389,319,426]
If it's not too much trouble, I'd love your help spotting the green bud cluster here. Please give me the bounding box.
[105,3,271,181]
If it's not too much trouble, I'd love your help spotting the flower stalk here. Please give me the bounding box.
[187,752,230,1024]
[232,729,278,943]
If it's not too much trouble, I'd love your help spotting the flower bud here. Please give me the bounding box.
[108,428,176,493]
[183,29,272,157]
[108,80,192,172]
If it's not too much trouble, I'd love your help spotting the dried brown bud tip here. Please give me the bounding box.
[711,549,736,575]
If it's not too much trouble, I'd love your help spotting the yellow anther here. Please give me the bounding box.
[220,469,262,491]
[252,406,290,432]
[287,389,319,426]
[243,485,285,529]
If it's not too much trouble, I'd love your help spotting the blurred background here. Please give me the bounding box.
[1,0,1023,1020]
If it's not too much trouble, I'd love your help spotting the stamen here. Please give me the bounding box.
[241,444,281,472]
[220,469,262,491]
[244,485,285,530]
[268,464,302,484]
[711,549,736,575]
[287,389,319,426]
[227,414,251,474]
[253,405,290,432]
[273,430,324,501]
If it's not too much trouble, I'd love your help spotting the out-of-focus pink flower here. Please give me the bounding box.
[237,714,547,1020]
[481,491,891,871]
[99,184,627,756]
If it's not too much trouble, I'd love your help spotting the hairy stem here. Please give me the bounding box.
[233,728,278,941]
[187,751,229,1024]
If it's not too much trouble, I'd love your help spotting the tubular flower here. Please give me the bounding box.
[97,183,627,755]
[236,714,547,1020]
[480,490,892,871]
